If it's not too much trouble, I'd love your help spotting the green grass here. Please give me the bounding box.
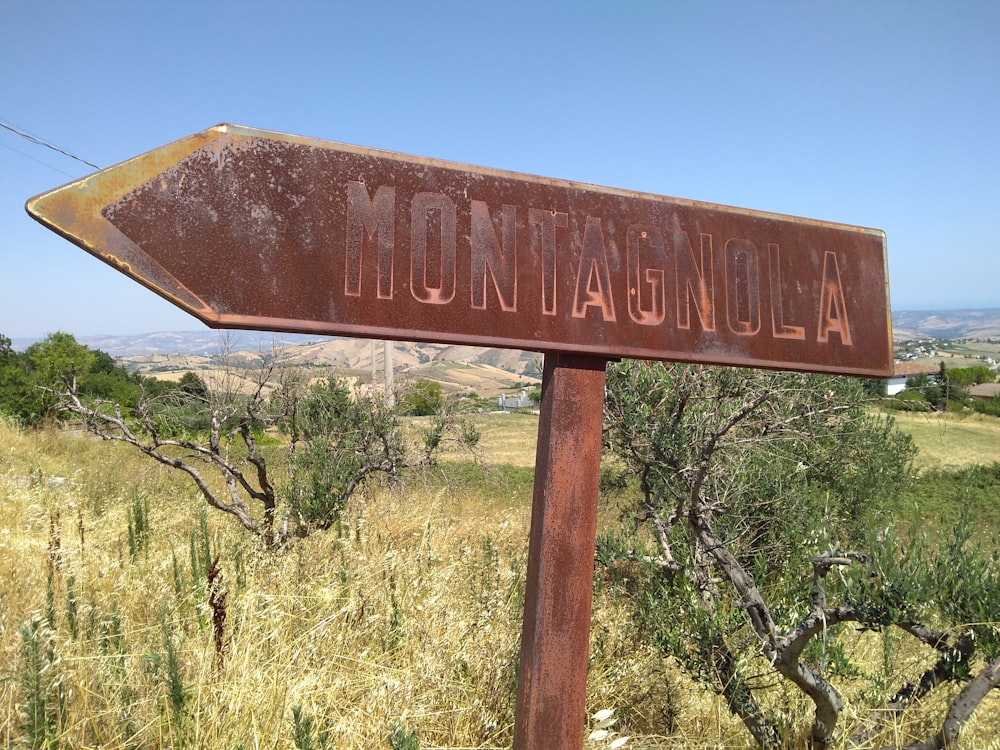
[895,463,1000,541]
[885,410,1000,471]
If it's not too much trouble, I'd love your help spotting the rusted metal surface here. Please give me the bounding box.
[515,353,606,750]
[26,124,898,750]
[27,123,893,376]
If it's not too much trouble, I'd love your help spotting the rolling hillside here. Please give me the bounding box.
[891,308,1000,340]
[9,309,996,397]
[120,338,542,398]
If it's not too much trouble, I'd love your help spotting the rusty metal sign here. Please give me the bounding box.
[27,123,892,377]
[26,125,897,750]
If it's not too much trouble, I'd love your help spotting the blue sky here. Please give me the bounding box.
[2,1,998,340]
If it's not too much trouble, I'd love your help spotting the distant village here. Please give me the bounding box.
[889,337,1000,405]
[895,336,1000,365]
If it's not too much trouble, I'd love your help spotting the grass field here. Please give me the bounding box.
[1,408,998,749]
[462,408,1000,473]
[884,410,1000,470]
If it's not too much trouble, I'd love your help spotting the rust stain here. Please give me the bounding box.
[514,354,606,749]
[26,123,893,377]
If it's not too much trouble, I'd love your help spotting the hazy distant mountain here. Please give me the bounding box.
[890,309,1000,340]
[74,330,328,357]
[10,309,998,359]
[80,332,533,372]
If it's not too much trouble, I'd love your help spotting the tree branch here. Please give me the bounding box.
[57,379,268,542]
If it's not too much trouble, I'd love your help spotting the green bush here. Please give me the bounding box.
[399,379,444,416]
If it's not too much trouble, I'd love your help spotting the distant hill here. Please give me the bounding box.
[10,309,997,359]
[78,330,326,357]
[115,336,543,397]
[890,309,1000,340]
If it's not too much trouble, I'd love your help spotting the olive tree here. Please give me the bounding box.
[56,356,475,547]
[277,374,475,535]
[601,360,999,749]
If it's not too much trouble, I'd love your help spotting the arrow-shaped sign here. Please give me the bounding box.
[26,124,898,750]
[27,123,892,376]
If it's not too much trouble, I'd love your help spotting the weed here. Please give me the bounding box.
[387,721,419,750]
[144,612,187,732]
[162,621,186,723]
[291,704,333,750]
[17,617,65,748]
[76,505,84,560]
[97,602,140,745]
[3,416,999,748]
[189,507,213,590]
[127,489,150,561]
[99,601,124,658]
[65,574,78,640]
[44,567,56,630]
[207,554,228,665]
[171,548,184,598]
[384,571,405,652]
[48,508,61,573]
[468,534,501,609]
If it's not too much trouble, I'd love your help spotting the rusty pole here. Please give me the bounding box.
[514,352,607,749]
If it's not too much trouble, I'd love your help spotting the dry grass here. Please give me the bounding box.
[885,410,1000,471]
[456,412,539,468]
[2,413,998,749]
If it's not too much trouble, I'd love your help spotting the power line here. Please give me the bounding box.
[0,119,101,170]
[0,139,78,178]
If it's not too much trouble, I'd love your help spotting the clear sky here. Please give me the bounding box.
[2,1,998,340]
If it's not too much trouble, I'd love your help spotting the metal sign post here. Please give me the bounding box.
[516,353,606,748]
[27,124,894,749]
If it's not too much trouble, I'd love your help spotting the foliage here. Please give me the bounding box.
[17,617,66,748]
[970,393,1000,417]
[840,513,1000,659]
[945,365,996,387]
[178,371,209,399]
[132,371,216,435]
[127,489,151,561]
[604,362,913,565]
[284,376,410,532]
[901,362,1000,416]
[878,389,934,412]
[57,359,285,544]
[601,360,1000,749]
[896,462,1000,536]
[56,362,478,546]
[0,421,531,749]
[905,371,945,411]
[291,704,333,750]
[387,722,420,750]
[526,384,543,404]
[861,376,888,397]
[0,331,140,425]
[399,378,444,416]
